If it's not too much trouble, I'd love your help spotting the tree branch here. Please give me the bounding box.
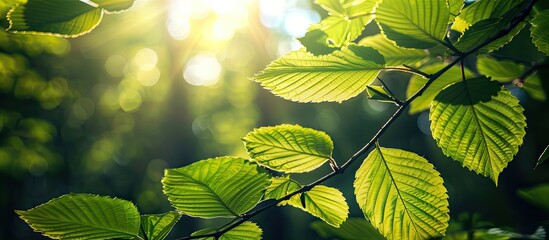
[176,0,538,239]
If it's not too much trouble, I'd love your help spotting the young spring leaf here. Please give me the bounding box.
[191,221,262,240]
[293,185,349,227]
[354,145,450,239]
[264,176,348,226]
[476,55,546,101]
[298,0,378,55]
[6,0,134,38]
[375,0,449,49]
[450,0,520,32]
[140,211,181,240]
[162,157,270,218]
[311,218,385,240]
[406,63,474,114]
[430,77,526,184]
[243,124,334,173]
[535,145,549,170]
[252,45,385,103]
[530,9,549,55]
[518,184,549,212]
[16,194,140,240]
[264,176,302,206]
[455,4,526,54]
[366,85,397,103]
[358,34,428,67]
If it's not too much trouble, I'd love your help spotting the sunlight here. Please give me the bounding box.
[183,53,222,86]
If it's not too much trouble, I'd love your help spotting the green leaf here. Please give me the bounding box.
[476,55,546,101]
[530,9,549,55]
[366,85,397,103]
[191,221,262,240]
[293,185,350,227]
[140,211,181,240]
[6,0,134,38]
[518,184,549,212]
[253,45,385,103]
[535,145,549,169]
[450,0,520,32]
[455,9,526,53]
[298,0,378,55]
[375,0,449,49]
[354,145,450,239]
[16,194,140,240]
[243,124,334,173]
[311,218,385,240]
[406,63,474,114]
[264,176,302,206]
[358,34,429,67]
[430,77,526,184]
[162,157,270,218]
[447,0,464,22]
[92,0,135,13]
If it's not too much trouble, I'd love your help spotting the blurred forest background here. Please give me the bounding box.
[1,0,548,239]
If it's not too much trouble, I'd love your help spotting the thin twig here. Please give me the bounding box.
[377,77,402,105]
[176,1,538,239]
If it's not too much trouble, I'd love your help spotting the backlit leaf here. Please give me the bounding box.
[311,218,385,240]
[366,85,397,103]
[430,77,526,184]
[518,184,549,212]
[292,185,349,227]
[140,211,181,240]
[162,157,270,218]
[476,55,546,101]
[530,9,549,55]
[406,63,474,114]
[264,176,302,206]
[358,34,429,67]
[6,0,134,37]
[455,6,526,54]
[298,0,378,55]
[450,0,520,32]
[16,194,140,239]
[253,45,385,103]
[243,124,333,173]
[375,0,449,49]
[191,221,262,240]
[354,145,449,239]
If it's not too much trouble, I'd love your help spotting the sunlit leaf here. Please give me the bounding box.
[406,63,474,114]
[358,34,429,67]
[366,85,396,103]
[6,0,134,38]
[476,55,546,101]
[455,5,526,54]
[140,211,181,240]
[447,0,464,22]
[311,218,385,240]
[535,145,549,170]
[243,124,333,173]
[375,0,449,49]
[430,77,526,184]
[16,194,140,240]
[530,9,549,55]
[299,0,379,55]
[264,176,302,206]
[518,184,549,212]
[162,157,270,218]
[93,0,135,13]
[354,145,449,239]
[191,221,262,240]
[450,0,520,32]
[253,44,385,103]
[293,185,349,227]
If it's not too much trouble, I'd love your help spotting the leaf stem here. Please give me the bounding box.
[176,0,538,239]
[382,66,431,78]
